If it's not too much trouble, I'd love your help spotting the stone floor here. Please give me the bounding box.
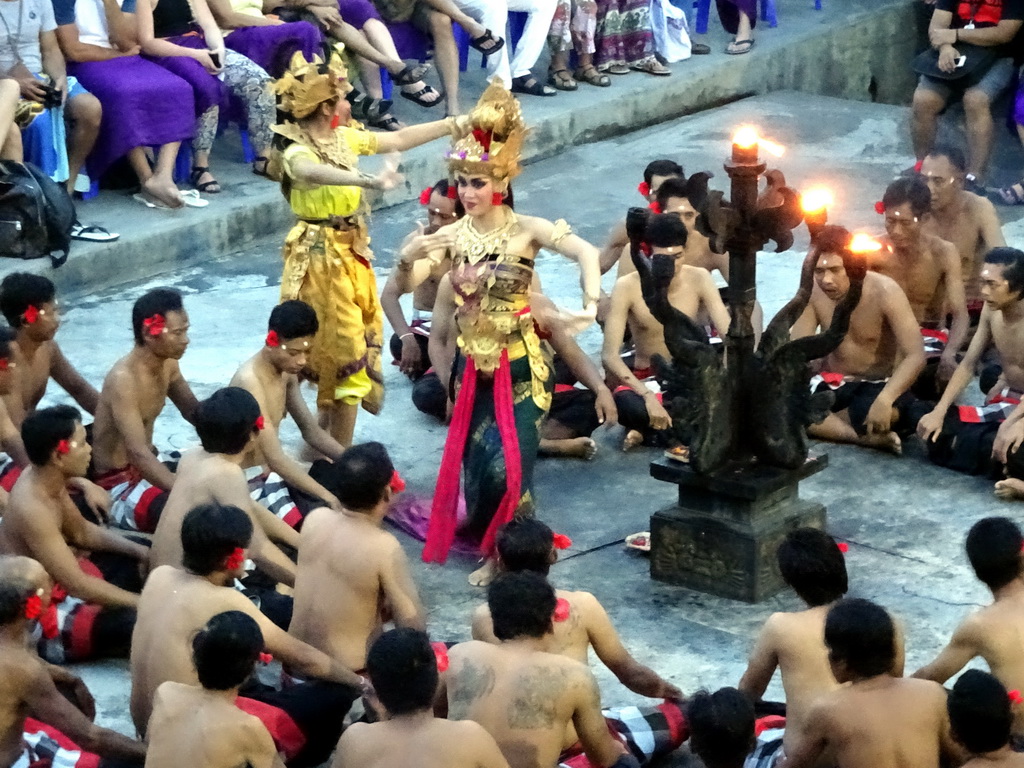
[46,91,1024,757]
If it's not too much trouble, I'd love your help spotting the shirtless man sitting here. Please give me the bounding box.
[920,145,1006,321]
[0,406,147,663]
[145,610,284,768]
[0,273,99,429]
[0,327,30,507]
[91,288,200,534]
[917,248,1024,495]
[913,517,1024,743]
[779,598,960,768]
[439,572,639,768]
[871,177,968,392]
[738,529,869,766]
[947,670,1024,761]
[601,213,730,451]
[230,301,347,528]
[132,503,363,766]
[685,688,755,768]
[149,387,300,626]
[0,575,145,768]
[332,628,509,768]
[289,442,425,672]
[791,225,927,454]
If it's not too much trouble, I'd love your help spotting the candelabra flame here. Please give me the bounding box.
[849,233,883,253]
[800,187,834,214]
[732,125,786,157]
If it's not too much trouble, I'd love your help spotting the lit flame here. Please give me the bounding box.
[801,188,834,214]
[731,125,785,157]
[849,233,882,253]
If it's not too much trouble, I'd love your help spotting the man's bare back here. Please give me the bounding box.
[289,507,423,671]
[335,716,507,768]
[145,681,282,768]
[229,356,289,470]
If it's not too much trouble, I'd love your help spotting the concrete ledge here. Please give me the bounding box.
[20,0,915,296]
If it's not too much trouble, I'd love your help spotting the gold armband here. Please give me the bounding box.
[550,218,573,248]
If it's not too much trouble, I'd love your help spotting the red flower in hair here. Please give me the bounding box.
[471,128,492,152]
[143,314,166,336]
[23,305,39,324]
[24,594,42,621]
[874,201,885,215]
[446,185,457,200]
[638,181,651,197]
[553,598,571,623]
[649,201,662,214]
[433,642,450,672]
[259,652,274,665]
[552,533,572,550]
[56,440,70,455]
[837,542,849,553]
[0,359,9,372]
[639,242,652,257]
[419,187,432,205]
[1010,690,1024,706]
[224,548,245,571]
[51,584,67,602]
[254,416,265,431]
[390,470,406,493]
[265,330,280,348]
[913,159,923,173]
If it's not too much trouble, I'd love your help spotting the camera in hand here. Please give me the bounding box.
[38,84,62,109]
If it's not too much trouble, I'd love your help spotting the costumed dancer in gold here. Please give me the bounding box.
[419,78,602,586]
[270,49,469,447]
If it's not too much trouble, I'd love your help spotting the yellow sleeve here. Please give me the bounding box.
[282,144,320,181]
[341,127,379,157]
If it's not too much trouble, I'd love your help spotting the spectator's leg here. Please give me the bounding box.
[911,81,947,164]
[361,18,440,103]
[192,105,220,193]
[963,85,995,181]
[64,91,101,194]
[0,78,21,161]
[221,51,275,161]
[426,9,462,114]
[422,0,488,39]
[508,0,559,80]
[455,0,511,85]
[548,0,573,74]
[128,144,185,208]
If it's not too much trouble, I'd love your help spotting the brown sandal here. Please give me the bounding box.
[574,65,611,87]
[548,68,578,91]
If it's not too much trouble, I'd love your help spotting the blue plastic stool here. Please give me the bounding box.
[693,0,821,35]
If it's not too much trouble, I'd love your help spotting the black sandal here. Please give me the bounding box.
[190,166,221,194]
[469,29,504,57]
[391,63,430,86]
[368,113,402,132]
[347,90,395,123]
[511,75,556,97]
[400,84,443,108]
[252,157,271,178]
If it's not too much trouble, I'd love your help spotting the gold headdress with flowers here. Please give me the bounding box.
[445,78,526,183]
[272,49,350,120]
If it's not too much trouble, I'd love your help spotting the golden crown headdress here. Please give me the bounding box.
[272,49,350,120]
[445,78,526,183]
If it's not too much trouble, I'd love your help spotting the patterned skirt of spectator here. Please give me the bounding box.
[715,0,757,35]
[225,20,323,78]
[68,56,196,181]
[594,0,657,70]
[549,0,598,56]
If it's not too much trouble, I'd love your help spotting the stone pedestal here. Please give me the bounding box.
[649,455,828,602]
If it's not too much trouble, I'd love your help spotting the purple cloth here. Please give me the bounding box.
[336,0,380,28]
[226,21,322,77]
[715,0,757,35]
[69,56,195,179]
[386,493,480,556]
[144,34,225,117]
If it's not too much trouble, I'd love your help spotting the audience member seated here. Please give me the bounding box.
[593,0,669,76]
[547,0,607,90]
[289,442,426,672]
[601,213,730,451]
[0,405,146,663]
[791,226,927,455]
[995,72,1024,206]
[716,0,754,54]
[947,670,1024,762]
[916,248,1024,495]
[0,0,117,241]
[148,388,300,624]
[451,0,558,96]
[440,572,656,768]
[131,504,364,765]
[0,574,146,766]
[53,0,198,210]
[0,273,99,429]
[231,301,347,527]
[686,688,755,768]
[0,76,22,159]
[206,0,321,77]
[911,0,1023,193]
[331,628,509,768]
[738,529,855,765]
[778,598,961,768]
[136,0,275,195]
[91,288,200,534]
[145,610,286,768]
[871,177,967,396]
[473,518,686,748]
[913,517,1024,744]
[920,145,1005,320]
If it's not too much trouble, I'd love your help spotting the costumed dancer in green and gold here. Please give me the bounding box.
[270,49,469,447]
[419,79,602,586]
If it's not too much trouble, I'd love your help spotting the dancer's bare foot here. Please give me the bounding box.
[622,430,644,452]
[540,436,597,460]
[468,559,497,587]
[141,175,184,209]
[859,431,902,456]
[995,478,1024,500]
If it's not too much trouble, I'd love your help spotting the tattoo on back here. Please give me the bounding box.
[506,666,568,729]
[449,658,496,720]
